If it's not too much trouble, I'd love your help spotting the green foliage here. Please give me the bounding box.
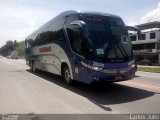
[0,40,25,57]
[138,66,160,73]
[16,41,25,57]
[0,40,14,56]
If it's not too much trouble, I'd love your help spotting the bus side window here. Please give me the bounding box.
[27,39,34,47]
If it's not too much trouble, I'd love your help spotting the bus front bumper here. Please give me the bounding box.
[86,67,135,84]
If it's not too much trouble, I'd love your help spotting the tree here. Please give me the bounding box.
[0,40,14,56]
[13,40,18,49]
[0,40,25,57]
[16,41,25,58]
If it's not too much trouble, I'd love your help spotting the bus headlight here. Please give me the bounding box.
[92,66,103,71]
[131,64,135,68]
[81,61,103,71]
[131,63,137,71]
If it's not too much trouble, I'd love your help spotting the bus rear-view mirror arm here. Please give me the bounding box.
[70,20,89,38]
[126,26,141,40]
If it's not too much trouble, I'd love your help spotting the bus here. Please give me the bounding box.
[25,10,141,85]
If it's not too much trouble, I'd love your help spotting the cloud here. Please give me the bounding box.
[140,2,160,23]
[0,2,54,47]
[127,22,138,26]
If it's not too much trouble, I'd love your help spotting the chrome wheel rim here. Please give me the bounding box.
[33,64,36,72]
[64,68,71,83]
[32,62,36,72]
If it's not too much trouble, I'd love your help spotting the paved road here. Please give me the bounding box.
[0,57,160,114]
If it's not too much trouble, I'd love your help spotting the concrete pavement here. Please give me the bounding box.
[0,57,159,114]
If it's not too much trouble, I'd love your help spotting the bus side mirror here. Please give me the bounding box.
[126,26,141,40]
[70,20,89,39]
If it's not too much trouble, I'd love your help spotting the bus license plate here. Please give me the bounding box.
[115,76,123,80]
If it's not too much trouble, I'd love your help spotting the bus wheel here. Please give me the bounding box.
[31,61,37,73]
[63,65,72,85]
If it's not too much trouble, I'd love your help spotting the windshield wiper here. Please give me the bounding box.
[113,34,129,59]
[103,19,125,61]
[104,18,129,60]
[103,20,116,60]
[112,35,118,59]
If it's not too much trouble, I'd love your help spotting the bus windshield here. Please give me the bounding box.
[80,15,132,63]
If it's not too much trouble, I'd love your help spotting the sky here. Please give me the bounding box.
[0,0,160,47]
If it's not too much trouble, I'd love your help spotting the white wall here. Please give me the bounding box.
[156,31,160,40]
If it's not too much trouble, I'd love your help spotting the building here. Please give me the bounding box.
[130,21,160,65]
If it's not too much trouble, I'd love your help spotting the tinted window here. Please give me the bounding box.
[26,19,64,47]
[157,43,160,50]
[130,35,136,41]
[56,29,64,40]
[80,15,132,62]
[34,31,57,46]
[146,43,155,49]
[140,34,146,40]
[66,14,83,55]
[26,38,34,48]
[133,43,155,50]
[67,26,84,55]
[150,32,156,39]
[133,44,145,50]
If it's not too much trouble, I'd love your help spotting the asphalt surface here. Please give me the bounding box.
[0,57,160,114]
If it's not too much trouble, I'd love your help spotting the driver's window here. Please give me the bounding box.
[72,28,82,53]
[68,26,83,55]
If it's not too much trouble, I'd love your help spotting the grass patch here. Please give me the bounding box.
[138,66,160,73]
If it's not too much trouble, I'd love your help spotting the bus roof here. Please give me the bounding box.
[26,10,121,39]
[58,10,121,18]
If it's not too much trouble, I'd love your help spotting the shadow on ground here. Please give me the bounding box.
[26,69,155,112]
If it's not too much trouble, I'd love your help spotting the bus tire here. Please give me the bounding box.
[31,61,37,73]
[62,65,73,85]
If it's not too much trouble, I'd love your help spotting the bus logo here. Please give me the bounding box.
[39,46,52,53]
